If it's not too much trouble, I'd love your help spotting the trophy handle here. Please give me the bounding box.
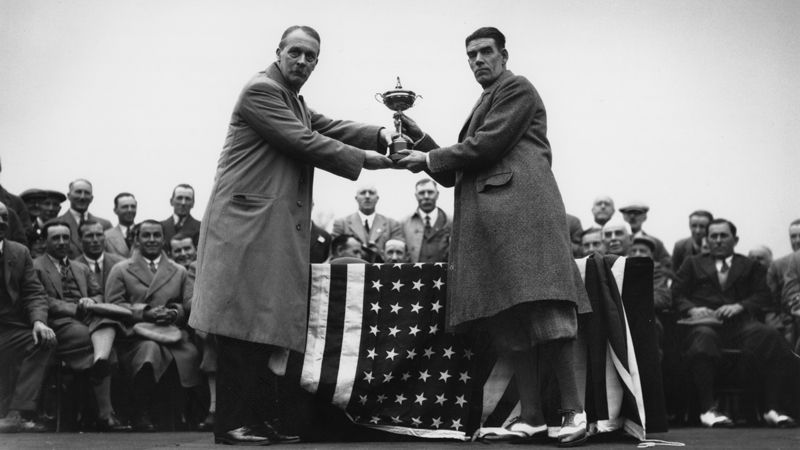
[374,93,384,104]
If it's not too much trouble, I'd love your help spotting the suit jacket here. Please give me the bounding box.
[0,240,48,327]
[190,62,381,352]
[33,254,103,319]
[57,210,112,258]
[332,212,403,256]
[401,207,451,263]
[779,250,800,308]
[161,215,201,249]
[76,252,124,294]
[672,236,701,272]
[416,70,589,327]
[673,253,770,317]
[104,225,133,258]
[0,185,32,234]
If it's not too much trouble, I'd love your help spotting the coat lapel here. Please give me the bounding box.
[724,255,745,292]
[43,256,64,298]
[127,256,154,290]
[147,260,176,300]
[70,261,88,296]
[349,213,368,244]
[699,256,722,291]
[458,90,490,141]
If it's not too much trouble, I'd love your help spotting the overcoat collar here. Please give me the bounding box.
[459,70,514,140]
[41,255,88,298]
[127,251,176,299]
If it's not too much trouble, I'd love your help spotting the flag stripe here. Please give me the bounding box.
[332,264,367,408]
[317,264,350,402]
[301,264,332,393]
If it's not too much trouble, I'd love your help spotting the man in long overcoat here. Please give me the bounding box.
[188,25,391,444]
[397,27,590,446]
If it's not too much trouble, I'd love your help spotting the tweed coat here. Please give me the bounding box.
[331,212,403,252]
[105,252,200,386]
[416,70,589,329]
[0,240,49,328]
[189,63,381,352]
[57,211,112,258]
[104,225,133,258]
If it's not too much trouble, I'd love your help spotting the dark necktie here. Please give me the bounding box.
[718,259,730,287]
[59,259,70,279]
[79,214,86,230]
[424,215,432,238]
[364,219,370,236]
[92,259,101,275]
[149,260,157,274]
[174,218,184,233]
[124,227,134,249]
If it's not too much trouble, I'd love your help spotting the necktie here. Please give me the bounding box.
[93,259,101,275]
[124,227,134,249]
[149,260,157,274]
[59,259,69,279]
[364,219,370,236]
[424,215,432,238]
[79,214,86,230]
[175,218,184,233]
[718,259,730,288]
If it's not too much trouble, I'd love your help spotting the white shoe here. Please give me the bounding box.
[763,409,797,428]
[699,408,733,427]
[478,417,546,441]
[558,410,587,447]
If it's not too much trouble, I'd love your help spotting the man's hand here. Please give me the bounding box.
[716,303,744,319]
[688,306,715,319]
[393,150,428,173]
[78,297,96,308]
[32,321,57,348]
[379,128,393,150]
[395,112,424,142]
[142,306,163,323]
[363,151,393,170]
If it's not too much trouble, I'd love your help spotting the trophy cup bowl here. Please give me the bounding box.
[375,77,421,161]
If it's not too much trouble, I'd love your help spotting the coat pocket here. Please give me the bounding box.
[231,192,274,206]
[476,171,513,193]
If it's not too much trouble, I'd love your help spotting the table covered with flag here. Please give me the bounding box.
[279,254,666,441]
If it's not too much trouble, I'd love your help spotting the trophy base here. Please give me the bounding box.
[389,138,410,162]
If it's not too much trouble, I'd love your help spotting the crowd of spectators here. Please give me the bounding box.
[0,166,798,434]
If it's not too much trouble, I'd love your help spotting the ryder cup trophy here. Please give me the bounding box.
[375,77,421,161]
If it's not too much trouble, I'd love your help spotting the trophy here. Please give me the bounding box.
[375,77,421,161]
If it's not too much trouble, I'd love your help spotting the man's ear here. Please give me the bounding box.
[275,48,281,60]
[501,48,509,65]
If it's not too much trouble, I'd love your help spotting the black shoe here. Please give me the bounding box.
[197,411,215,431]
[96,412,131,432]
[133,412,156,432]
[214,426,272,446]
[89,358,110,385]
[259,421,300,443]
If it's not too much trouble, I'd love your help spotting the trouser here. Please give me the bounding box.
[0,325,55,412]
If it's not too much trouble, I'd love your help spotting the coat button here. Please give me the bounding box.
[296,224,302,231]
[296,201,303,207]
[449,265,454,270]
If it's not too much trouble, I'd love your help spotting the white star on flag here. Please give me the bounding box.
[370,416,380,424]
[390,303,403,314]
[434,262,446,267]
[442,347,455,359]
[371,280,383,291]
[367,348,377,359]
[412,279,424,291]
[401,372,411,381]
[385,348,398,360]
[410,302,423,313]
[451,418,463,430]
[391,280,404,291]
[431,417,442,428]
[411,417,422,426]
[359,395,368,405]
[463,348,474,360]
[413,263,425,269]
[431,300,443,312]
[382,372,394,383]
[423,347,435,358]
[393,263,404,269]
[414,393,427,405]
[388,326,401,337]
[428,324,439,335]
[395,393,407,404]
[418,370,431,382]
[369,325,379,336]
[376,394,387,403]
[406,348,417,359]
[370,302,381,313]
[363,371,374,383]
[391,416,402,424]
[459,371,471,383]
[435,394,447,405]
[408,325,420,336]
[455,395,467,407]
[433,278,444,289]
[438,370,452,382]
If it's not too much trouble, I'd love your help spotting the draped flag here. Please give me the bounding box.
[285,255,666,441]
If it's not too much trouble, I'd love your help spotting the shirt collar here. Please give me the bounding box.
[417,208,438,225]
[714,255,733,271]
[173,214,185,225]
[144,254,162,267]
[48,253,68,268]
[69,208,87,223]
[358,211,376,226]
[0,240,4,255]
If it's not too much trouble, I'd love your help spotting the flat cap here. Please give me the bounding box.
[619,201,649,213]
[632,235,657,252]
[21,189,66,203]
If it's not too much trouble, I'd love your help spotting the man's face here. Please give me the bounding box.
[789,224,800,252]
[466,38,507,88]
[628,243,653,259]
[24,197,43,219]
[114,196,138,225]
[707,223,738,258]
[622,210,647,233]
[339,238,364,259]
[384,245,407,264]
[45,225,71,260]
[415,182,438,213]
[80,223,105,259]
[592,197,615,225]
[138,223,165,259]
[170,237,196,268]
[748,248,772,268]
[39,197,62,221]
[602,225,631,256]
[0,204,8,241]
[581,231,605,255]
[355,186,378,215]
[689,215,711,244]
[276,30,319,91]
[170,187,195,218]
[68,181,93,213]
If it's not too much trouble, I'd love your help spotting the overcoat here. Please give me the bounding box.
[189,63,381,352]
[416,70,589,329]
[105,253,200,387]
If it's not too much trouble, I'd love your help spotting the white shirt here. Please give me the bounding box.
[69,208,88,224]
[358,211,376,231]
[714,255,733,272]
[417,208,439,227]
[145,254,162,270]
[87,253,105,273]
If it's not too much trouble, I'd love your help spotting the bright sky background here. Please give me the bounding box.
[2,0,799,257]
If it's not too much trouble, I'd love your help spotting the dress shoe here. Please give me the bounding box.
[132,412,156,432]
[763,410,797,428]
[0,411,48,433]
[95,412,131,432]
[197,411,215,431]
[214,426,272,446]
[89,358,111,385]
[558,410,587,447]
[478,416,547,442]
[259,420,300,443]
[699,408,733,428]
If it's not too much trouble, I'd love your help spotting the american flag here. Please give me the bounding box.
[284,256,666,441]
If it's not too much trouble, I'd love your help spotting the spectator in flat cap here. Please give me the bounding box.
[619,201,671,269]
[672,210,713,271]
[21,189,66,258]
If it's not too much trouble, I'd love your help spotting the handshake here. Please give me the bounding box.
[365,113,429,173]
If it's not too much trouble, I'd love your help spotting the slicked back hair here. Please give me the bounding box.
[465,27,505,49]
[279,25,321,50]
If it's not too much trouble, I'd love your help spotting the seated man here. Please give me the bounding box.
[383,239,408,264]
[0,202,57,433]
[748,245,773,269]
[106,220,200,431]
[76,221,125,295]
[580,229,605,257]
[600,218,632,256]
[328,234,367,264]
[673,218,797,428]
[33,221,128,431]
